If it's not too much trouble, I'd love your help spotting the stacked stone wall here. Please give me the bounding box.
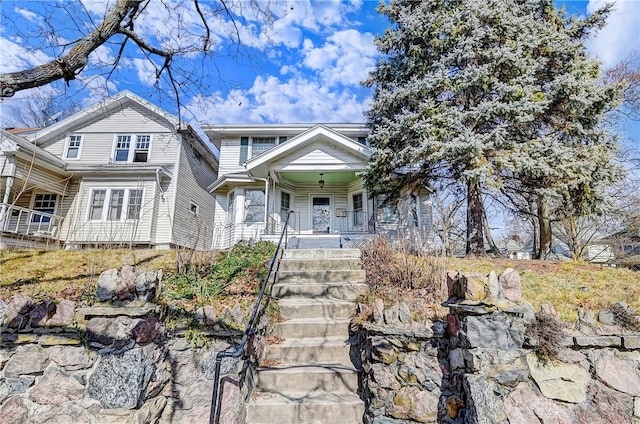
[355,268,640,424]
[0,267,246,424]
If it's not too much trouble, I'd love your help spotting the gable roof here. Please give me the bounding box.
[244,124,369,173]
[1,129,67,170]
[27,90,180,143]
[23,90,218,170]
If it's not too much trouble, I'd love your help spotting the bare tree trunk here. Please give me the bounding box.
[466,180,485,256]
[538,200,552,260]
[482,206,503,257]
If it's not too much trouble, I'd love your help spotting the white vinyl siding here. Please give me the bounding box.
[40,103,179,165]
[170,139,217,250]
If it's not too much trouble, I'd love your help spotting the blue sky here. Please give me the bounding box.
[0,0,638,143]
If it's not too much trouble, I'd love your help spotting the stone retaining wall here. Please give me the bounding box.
[355,269,640,424]
[0,267,248,424]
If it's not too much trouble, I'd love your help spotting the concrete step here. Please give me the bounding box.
[246,391,364,424]
[256,364,359,393]
[273,317,351,339]
[278,257,362,271]
[264,336,353,366]
[282,248,361,259]
[272,281,369,301]
[278,298,356,320]
[276,269,366,285]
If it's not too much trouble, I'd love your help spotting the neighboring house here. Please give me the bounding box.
[204,124,432,249]
[0,91,218,250]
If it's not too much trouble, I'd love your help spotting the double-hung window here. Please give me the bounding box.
[353,193,363,226]
[114,135,150,162]
[32,193,57,223]
[134,135,150,162]
[66,135,82,159]
[280,192,290,221]
[244,189,265,223]
[88,188,143,221]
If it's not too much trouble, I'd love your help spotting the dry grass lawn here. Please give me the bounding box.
[1,248,638,322]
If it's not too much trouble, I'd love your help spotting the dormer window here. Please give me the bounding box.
[114,134,151,162]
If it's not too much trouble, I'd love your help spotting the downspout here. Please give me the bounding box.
[155,168,165,196]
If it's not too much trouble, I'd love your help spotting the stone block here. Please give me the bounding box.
[48,300,76,327]
[623,336,640,350]
[526,352,590,403]
[460,272,487,301]
[87,348,155,409]
[504,383,572,424]
[635,398,640,417]
[460,312,524,349]
[574,336,622,348]
[97,269,119,301]
[29,368,85,405]
[594,351,640,396]
[4,345,50,376]
[464,374,506,424]
[498,268,522,303]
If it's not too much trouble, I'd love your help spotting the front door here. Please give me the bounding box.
[312,196,331,233]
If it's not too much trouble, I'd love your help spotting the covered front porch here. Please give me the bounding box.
[1,130,71,248]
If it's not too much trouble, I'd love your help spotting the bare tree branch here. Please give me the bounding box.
[0,0,145,97]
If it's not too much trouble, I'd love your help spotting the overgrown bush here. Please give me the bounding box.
[525,311,567,359]
[162,241,276,308]
[358,234,446,301]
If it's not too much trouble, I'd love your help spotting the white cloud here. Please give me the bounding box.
[186,75,368,124]
[586,0,640,67]
[14,7,39,21]
[0,38,52,72]
[302,29,378,87]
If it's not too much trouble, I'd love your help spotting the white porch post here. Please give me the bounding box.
[0,175,14,230]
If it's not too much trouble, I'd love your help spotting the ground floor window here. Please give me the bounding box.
[32,193,57,222]
[88,188,143,221]
[244,189,265,223]
[280,192,290,221]
[353,192,363,226]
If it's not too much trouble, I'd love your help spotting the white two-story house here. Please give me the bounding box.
[0,91,218,250]
[204,124,432,249]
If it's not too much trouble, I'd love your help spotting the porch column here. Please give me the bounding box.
[0,176,14,230]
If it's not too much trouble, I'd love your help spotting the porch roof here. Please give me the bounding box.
[244,124,369,178]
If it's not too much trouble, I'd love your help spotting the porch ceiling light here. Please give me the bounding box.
[318,173,325,189]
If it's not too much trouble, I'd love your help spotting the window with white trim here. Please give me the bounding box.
[353,192,363,226]
[88,188,144,221]
[244,189,265,223]
[251,137,276,157]
[227,191,235,224]
[66,135,83,159]
[113,135,151,162]
[32,193,57,222]
[280,192,290,221]
[190,201,199,216]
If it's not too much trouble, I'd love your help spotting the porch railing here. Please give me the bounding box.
[265,211,301,235]
[209,210,294,424]
[0,203,63,239]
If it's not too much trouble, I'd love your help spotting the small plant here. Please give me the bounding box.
[611,303,640,331]
[185,327,210,349]
[525,311,567,359]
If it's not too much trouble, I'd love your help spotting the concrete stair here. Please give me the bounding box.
[246,248,366,424]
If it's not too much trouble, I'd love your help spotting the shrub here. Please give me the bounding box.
[525,311,567,359]
[358,234,446,302]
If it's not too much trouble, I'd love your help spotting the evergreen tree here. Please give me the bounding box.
[364,0,623,257]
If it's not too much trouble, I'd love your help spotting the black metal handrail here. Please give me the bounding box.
[209,210,294,424]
